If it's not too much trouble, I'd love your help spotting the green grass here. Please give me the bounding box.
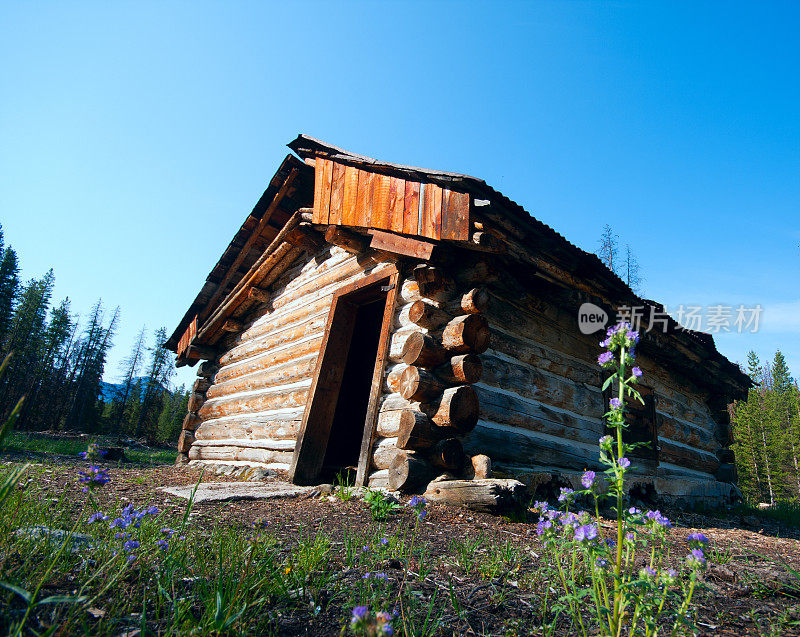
[2,432,176,465]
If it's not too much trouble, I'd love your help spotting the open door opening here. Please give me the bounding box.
[290,268,399,486]
[319,297,386,482]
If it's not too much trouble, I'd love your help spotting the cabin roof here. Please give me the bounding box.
[167,133,751,397]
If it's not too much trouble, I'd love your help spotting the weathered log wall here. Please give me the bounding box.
[181,243,397,471]
[461,261,727,487]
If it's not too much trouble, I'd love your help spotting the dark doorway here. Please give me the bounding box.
[290,267,400,486]
[320,297,386,481]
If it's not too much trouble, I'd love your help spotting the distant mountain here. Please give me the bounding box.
[100,377,168,402]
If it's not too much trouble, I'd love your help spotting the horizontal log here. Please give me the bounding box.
[187,445,293,465]
[421,385,479,433]
[425,438,464,472]
[413,264,453,299]
[442,314,490,354]
[397,409,442,449]
[194,419,300,442]
[182,412,202,432]
[399,366,446,402]
[216,332,323,384]
[222,319,243,332]
[198,387,309,420]
[192,438,295,451]
[187,392,205,413]
[372,437,403,470]
[445,287,489,315]
[384,363,408,394]
[408,300,451,330]
[434,354,483,385]
[285,224,324,253]
[389,452,435,491]
[376,409,404,438]
[247,287,271,303]
[206,355,317,401]
[480,354,604,419]
[463,420,601,471]
[659,440,720,475]
[368,469,390,488]
[401,332,448,367]
[423,478,526,513]
[324,225,367,254]
[197,361,219,378]
[474,384,603,445]
[177,430,195,454]
[192,378,211,394]
[389,329,426,364]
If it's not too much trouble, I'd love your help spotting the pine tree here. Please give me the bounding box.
[598,225,619,274]
[623,244,643,294]
[0,227,20,351]
[134,327,175,441]
[114,326,147,438]
[771,350,799,497]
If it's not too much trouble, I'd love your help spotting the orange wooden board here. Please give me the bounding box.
[388,177,405,233]
[420,183,442,239]
[319,159,334,224]
[403,181,420,235]
[341,165,359,226]
[441,189,470,241]
[328,162,346,225]
[372,174,391,230]
[312,158,324,224]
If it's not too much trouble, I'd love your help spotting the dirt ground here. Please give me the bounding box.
[8,452,800,636]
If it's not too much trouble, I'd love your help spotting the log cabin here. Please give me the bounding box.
[165,134,750,508]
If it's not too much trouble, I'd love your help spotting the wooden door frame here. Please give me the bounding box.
[289,265,400,486]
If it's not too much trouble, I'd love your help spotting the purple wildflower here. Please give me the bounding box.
[581,470,596,489]
[110,518,128,529]
[646,510,672,528]
[688,532,709,545]
[598,351,614,366]
[114,532,130,540]
[161,528,176,537]
[407,496,425,508]
[157,539,168,550]
[78,466,111,492]
[557,487,575,502]
[123,540,139,552]
[609,398,623,410]
[380,537,389,546]
[87,512,107,524]
[632,366,643,378]
[599,435,613,449]
[573,525,598,542]
[640,566,657,579]
[536,519,552,536]
[686,549,706,568]
[628,331,640,344]
[352,606,369,620]
[618,457,631,469]
[628,507,641,515]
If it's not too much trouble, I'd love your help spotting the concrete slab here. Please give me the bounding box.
[160,481,312,504]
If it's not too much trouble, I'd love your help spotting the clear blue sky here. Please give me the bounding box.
[1,1,798,389]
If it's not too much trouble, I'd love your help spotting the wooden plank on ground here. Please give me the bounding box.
[441,189,471,241]
[328,161,346,225]
[403,181,420,235]
[388,177,405,233]
[341,165,359,226]
[319,159,334,224]
[369,229,436,260]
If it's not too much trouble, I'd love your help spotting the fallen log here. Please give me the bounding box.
[423,478,526,513]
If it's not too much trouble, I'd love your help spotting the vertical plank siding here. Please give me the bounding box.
[312,159,469,241]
